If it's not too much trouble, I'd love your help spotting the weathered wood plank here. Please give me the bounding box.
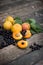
[7,48,43,65]
[0,0,43,65]
[0,33,43,65]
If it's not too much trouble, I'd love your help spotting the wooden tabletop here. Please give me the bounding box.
[0,0,43,65]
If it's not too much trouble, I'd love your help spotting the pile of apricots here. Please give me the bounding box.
[3,16,32,49]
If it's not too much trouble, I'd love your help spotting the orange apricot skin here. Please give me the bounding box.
[22,23,30,30]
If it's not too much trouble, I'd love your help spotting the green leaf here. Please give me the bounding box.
[15,19,23,24]
[14,17,23,24]
[30,29,36,35]
[26,18,36,24]
[29,18,36,24]
[30,23,43,33]
[15,17,21,20]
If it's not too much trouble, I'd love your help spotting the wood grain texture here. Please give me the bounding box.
[7,48,43,65]
[0,0,43,65]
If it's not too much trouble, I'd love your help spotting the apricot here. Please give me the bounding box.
[12,33,22,40]
[17,40,28,49]
[3,21,12,30]
[24,30,32,38]
[5,16,15,24]
[22,23,30,30]
[11,24,22,34]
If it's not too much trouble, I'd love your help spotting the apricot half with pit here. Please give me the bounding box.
[22,23,30,30]
[17,40,28,49]
[12,33,22,40]
[24,30,32,38]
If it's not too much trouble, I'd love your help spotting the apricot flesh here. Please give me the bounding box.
[24,30,32,38]
[17,40,28,49]
[12,33,22,40]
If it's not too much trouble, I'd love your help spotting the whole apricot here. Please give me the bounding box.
[22,23,30,30]
[5,16,15,24]
[3,21,12,30]
[11,24,22,34]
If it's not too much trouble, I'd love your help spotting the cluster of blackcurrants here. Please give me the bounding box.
[29,43,43,51]
[0,26,16,49]
[0,26,43,49]
[0,26,26,49]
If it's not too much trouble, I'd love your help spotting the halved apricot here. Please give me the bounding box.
[24,30,32,38]
[17,40,28,49]
[12,33,22,40]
